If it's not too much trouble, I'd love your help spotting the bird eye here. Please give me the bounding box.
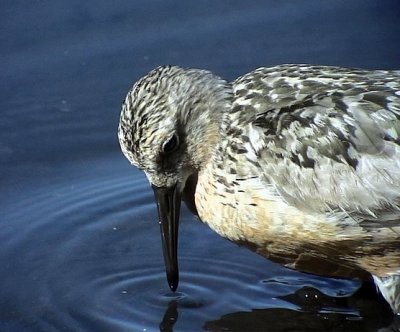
[161,134,179,154]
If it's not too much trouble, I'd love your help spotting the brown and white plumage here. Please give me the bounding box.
[118,64,400,314]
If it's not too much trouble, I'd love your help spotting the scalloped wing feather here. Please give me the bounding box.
[231,65,400,220]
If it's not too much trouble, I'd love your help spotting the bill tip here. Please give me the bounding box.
[169,281,178,292]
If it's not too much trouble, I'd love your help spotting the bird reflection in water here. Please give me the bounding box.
[159,284,399,332]
[159,300,178,332]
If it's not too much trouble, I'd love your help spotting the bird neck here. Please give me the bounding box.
[186,88,231,171]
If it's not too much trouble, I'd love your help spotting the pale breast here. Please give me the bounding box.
[194,164,399,279]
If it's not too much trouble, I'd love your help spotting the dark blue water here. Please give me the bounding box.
[1,1,400,331]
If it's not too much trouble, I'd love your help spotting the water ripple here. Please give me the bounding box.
[0,159,396,331]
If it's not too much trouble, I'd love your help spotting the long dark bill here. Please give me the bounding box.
[152,184,181,292]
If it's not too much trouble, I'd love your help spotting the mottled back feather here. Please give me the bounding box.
[228,65,400,221]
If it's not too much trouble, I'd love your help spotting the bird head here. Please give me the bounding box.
[118,66,231,291]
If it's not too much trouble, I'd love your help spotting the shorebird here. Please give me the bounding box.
[118,64,400,314]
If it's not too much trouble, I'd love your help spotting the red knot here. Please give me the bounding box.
[118,64,400,314]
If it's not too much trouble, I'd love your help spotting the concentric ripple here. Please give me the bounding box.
[0,156,396,331]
